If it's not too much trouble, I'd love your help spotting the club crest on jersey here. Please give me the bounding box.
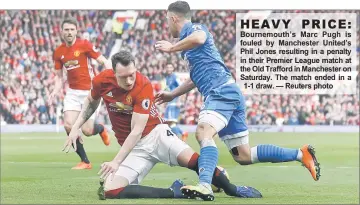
[192,24,202,31]
[141,99,150,110]
[74,50,81,57]
[126,95,132,104]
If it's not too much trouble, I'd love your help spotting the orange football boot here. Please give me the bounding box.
[300,144,321,181]
[72,162,92,170]
[181,132,189,142]
[99,124,110,146]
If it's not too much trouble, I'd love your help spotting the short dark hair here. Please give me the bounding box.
[111,50,135,70]
[61,17,78,29]
[168,1,191,19]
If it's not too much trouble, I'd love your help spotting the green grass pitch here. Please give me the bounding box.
[1,132,359,204]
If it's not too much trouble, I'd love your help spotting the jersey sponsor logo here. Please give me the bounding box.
[74,50,81,57]
[109,102,133,114]
[126,95,132,104]
[106,91,113,97]
[141,99,150,110]
[63,60,80,70]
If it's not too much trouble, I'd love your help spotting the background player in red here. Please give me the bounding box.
[62,50,262,199]
[49,18,112,170]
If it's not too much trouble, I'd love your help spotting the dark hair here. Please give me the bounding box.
[61,17,78,29]
[111,50,135,70]
[168,1,191,19]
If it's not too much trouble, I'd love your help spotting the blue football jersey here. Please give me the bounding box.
[180,22,233,97]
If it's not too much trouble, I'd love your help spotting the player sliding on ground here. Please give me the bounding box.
[155,1,321,201]
[50,17,112,170]
[62,51,262,200]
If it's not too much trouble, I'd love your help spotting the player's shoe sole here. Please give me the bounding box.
[98,179,106,200]
[99,124,110,146]
[301,144,321,181]
[181,185,214,201]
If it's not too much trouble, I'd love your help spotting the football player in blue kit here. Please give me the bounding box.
[155,1,321,201]
[164,63,188,141]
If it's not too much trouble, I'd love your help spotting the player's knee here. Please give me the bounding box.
[81,127,93,137]
[231,147,252,165]
[195,123,216,142]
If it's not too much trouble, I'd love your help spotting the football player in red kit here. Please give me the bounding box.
[50,18,111,169]
[63,50,262,200]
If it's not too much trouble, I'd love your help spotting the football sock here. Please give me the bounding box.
[105,186,174,199]
[93,123,105,135]
[251,144,299,163]
[170,125,183,137]
[74,139,90,164]
[66,130,90,164]
[188,153,237,196]
[198,139,218,187]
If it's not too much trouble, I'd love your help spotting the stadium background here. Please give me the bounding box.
[1,10,359,204]
[1,10,359,127]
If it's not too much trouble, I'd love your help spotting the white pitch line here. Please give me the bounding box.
[3,162,359,169]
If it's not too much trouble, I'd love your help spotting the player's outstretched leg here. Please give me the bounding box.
[229,142,321,181]
[81,120,110,146]
[181,123,218,201]
[185,152,262,198]
[98,178,193,199]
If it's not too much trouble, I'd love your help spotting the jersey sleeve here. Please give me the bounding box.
[188,24,209,38]
[133,83,154,114]
[90,75,102,100]
[84,40,101,59]
[53,50,62,70]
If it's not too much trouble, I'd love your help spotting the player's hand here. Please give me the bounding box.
[98,160,120,181]
[62,130,83,153]
[155,91,174,105]
[154,41,173,53]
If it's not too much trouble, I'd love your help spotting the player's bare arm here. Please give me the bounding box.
[96,55,113,69]
[98,112,149,180]
[155,78,195,105]
[155,31,206,53]
[48,70,63,102]
[62,93,101,152]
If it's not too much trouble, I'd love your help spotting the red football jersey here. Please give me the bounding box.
[91,70,163,145]
[53,38,101,90]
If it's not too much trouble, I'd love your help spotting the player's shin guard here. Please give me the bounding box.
[252,144,299,163]
[105,186,174,199]
[198,139,218,186]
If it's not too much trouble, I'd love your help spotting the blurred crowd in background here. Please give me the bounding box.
[1,10,359,126]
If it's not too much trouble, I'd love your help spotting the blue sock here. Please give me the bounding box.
[171,126,183,137]
[198,144,218,185]
[256,144,299,163]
